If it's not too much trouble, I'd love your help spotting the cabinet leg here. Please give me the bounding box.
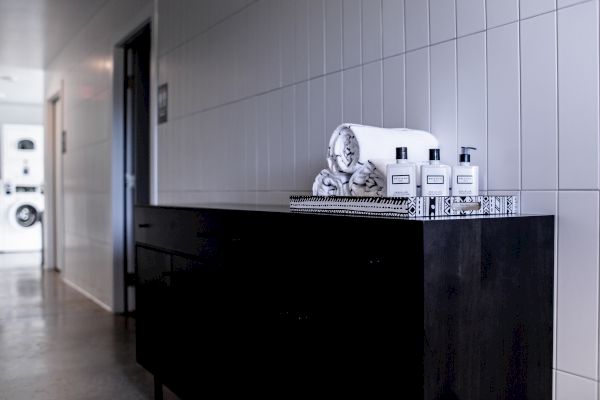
[154,376,163,400]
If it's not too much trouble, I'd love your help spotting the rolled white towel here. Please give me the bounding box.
[349,160,387,197]
[327,124,439,174]
[312,169,352,196]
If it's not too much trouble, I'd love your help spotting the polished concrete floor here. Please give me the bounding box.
[0,253,176,400]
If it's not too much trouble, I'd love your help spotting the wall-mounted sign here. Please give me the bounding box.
[158,83,168,124]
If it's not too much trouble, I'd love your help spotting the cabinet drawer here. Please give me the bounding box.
[135,206,224,256]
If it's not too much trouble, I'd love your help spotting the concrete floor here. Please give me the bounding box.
[0,253,174,400]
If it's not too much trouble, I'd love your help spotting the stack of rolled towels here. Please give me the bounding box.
[313,124,439,197]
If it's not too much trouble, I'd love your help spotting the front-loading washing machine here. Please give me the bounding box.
[0,185,44,253]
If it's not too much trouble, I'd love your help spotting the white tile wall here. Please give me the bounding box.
[520,12,557,190]
[45,0,152,311]
[405,0,429,51]
[557,191,599,380]
[361,0,382,63]
[382,54,405,128]
[362,61,382,127]
[382,0,404,57]
[430,0,456,44]
[325,0,343,73]
[520,0,556,19]
[486,0,519,28]
[457,31,487,190]
[399,0,600,396]
[430,40,457,167]
[457,0,486,36]
[487,22,520,191]
[343,0,361,68]
[557,1,599,190]
[405,48,430,131]
[556,371,598,400]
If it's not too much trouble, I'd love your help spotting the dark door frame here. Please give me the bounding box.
[112,19,156,314]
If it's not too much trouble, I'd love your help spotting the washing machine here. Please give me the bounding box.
[0,184,44,253]
[0,124,45,253]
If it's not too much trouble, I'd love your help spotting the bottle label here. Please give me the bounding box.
[427,175,444,185]
[392,175,410,184]
[457,175,473,184]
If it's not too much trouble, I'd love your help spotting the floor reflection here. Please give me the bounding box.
[0,252,178,400]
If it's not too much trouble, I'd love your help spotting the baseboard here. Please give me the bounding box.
[63,278,113,313]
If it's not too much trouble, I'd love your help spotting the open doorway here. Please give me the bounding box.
[122,23,151,314]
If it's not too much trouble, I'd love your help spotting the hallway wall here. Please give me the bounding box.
[45,0,152,310]
[155,0,405,205]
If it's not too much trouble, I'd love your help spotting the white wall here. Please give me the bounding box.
[45,0,152,310]
[156,0,408,204]
[402,0,600,398]
[0,103,43,126]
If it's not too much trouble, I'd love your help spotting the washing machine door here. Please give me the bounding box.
[10,203,39,228]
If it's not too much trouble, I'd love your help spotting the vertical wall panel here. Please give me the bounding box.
[281,87,296,191]
[294,82,310,189]
[325,0,343,73]
[268,91,283,190]
[343,66,362,123]
[243,98,258,192]
[325,72,343,136]
[361,0,382,63]
[405,0,429,51]
[383,54,405,128]
[557,191,599,380]
[457,32,487,190]
[343,0,362,68]
[295,0,310,83]
[520,0,555,19]
[362,61,383,127]
[486,0,518,28]
[487,22,520,191]
[382,0,404,57]
[281,0,296,86]
[457,0,486,36]
[256,94,269,190]
[558,2,599,190]
[556,372,598,400]
[309,77,327,175]
[309,0,325,78]
[431,41,457,167]
[521,12,557,190]
[429,0,456,44]
[405,48,429,131]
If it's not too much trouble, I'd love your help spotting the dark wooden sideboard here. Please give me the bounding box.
[134,204,554,400]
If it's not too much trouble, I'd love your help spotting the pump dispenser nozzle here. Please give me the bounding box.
[459,147,477,164]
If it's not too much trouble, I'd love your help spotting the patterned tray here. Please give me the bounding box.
[289,195,518,218]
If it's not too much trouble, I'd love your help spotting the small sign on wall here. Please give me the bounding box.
[158,83,168,124]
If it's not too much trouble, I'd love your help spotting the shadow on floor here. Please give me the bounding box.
[0,252,178,400]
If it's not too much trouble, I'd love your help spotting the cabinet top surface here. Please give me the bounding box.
[137,203,553,222]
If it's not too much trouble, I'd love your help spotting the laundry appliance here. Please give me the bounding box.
[0,124,44,253]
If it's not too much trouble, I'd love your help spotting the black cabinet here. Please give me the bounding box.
[135,204,554,399]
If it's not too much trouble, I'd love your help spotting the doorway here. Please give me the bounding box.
[122,23,151,313]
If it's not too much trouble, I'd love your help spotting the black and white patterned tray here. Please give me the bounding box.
[289,195,518,218]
